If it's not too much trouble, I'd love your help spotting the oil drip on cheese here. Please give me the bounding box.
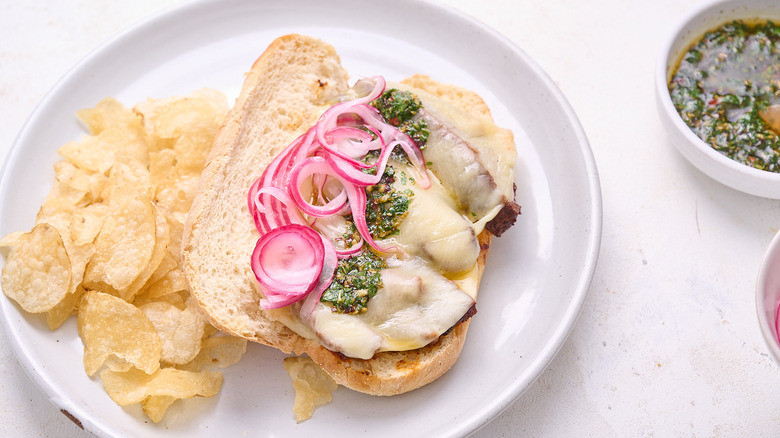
[267,83,516,360]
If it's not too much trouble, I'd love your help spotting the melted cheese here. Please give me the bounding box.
[388,167,480,274]
[308,256,475,359]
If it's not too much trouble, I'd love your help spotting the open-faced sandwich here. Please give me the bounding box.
[181,34,520,396]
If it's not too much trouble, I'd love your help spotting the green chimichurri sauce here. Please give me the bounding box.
[320,250,387,314]
[669,20,780,172]
[371,88,430,147]
[322,166,412,314]
[365,166,413,240]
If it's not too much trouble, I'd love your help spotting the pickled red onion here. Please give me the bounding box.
[252,224,328,309]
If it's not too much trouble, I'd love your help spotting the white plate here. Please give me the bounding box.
[0,0,601,436]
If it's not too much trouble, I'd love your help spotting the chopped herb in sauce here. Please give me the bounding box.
[365,166,413,239]
[371,89,430,147]
[669,20,780,172]
[335,220,360,250]
[320,250,387,314]
[340,166,413,249]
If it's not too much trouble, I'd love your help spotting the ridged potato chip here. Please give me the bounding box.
[1,223,71,313]
[283,356,338,422]
[78,290,161,376]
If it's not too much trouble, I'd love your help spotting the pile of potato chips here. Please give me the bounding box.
[0,90,247,423]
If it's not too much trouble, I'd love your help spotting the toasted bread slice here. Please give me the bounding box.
[182,34,496,395]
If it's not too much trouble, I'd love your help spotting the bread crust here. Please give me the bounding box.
[182,34,495,396]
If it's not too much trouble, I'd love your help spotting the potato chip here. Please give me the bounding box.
[143,268,187,301]
[119,205,170,302]
[283,356,338,422]
[77,97,140,136]
[57,231,93,296]
[153,174,200,221]
[83,195,156,291]
[134,90,227,140]
[46,285,86,330]
[148,251,178,284]
[78,290,161,376]
[178,335,247,373]
[103,355,134,373]
[133,90,225,156]
[142,395,177,423]
[102,159,153,203]
[32,210,94,299]
[139,296,205,366]
[37,171,90,223]
[148,149,178,189]
[1,223,71,313]
[163,214,184,262]
[0,231,25,248]
[99,366,222,406]
[69,203,108,246]
[52,161,99,195]
[42,161,108,209]
[202,323,218,339]
[172,127,218,174]
[58,128,140,175]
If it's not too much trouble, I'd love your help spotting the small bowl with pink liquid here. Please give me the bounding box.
[756,230,780,365]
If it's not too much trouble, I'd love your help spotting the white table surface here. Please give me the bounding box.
[2,0,779,436]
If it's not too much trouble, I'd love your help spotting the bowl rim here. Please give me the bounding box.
[655,0,780,197]
[756,230,780,365]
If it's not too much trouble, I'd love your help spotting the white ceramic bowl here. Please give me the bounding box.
[655,0,780,199]
[757,230,780,366]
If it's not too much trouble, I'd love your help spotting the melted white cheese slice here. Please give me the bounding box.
[386,165,480,274]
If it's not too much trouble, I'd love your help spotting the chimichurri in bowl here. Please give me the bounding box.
[670,20,779,172]
[656,0,780,198]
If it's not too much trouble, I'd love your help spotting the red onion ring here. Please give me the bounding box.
[253,224,326,309]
